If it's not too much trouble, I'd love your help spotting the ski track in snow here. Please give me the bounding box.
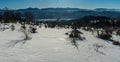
[0,24,120,62]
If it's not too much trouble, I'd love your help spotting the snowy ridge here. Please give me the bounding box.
[0,24,120,62]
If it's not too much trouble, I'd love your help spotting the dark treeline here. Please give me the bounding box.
[69,16,120,28]
[0,8,35,23]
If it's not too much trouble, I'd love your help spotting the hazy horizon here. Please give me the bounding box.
[0,0,120,9]
[0,7,120,10]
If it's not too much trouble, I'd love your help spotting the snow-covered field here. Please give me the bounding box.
[0,24,120,62]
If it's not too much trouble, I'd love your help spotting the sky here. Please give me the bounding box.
[0,0,120,9]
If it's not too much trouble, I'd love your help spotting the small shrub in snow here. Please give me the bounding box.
[99,34,112,40]
[65,33,69,35]
[11,24,15,31]
[66,28,86,50]
[29,24,37,33]
[112,41,120,45]
[116,29,120,36]
[21,24,26,30]
[67,27,85,40]
[97,30,112,40]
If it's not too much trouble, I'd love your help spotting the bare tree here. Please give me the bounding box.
[21,24,32,40]
[23,29,31,40]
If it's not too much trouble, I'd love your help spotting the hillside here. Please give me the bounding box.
[0,24,120,62]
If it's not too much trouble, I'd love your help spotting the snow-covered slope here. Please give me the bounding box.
[0,24,120,62]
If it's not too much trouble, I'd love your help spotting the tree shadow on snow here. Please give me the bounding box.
[7,39,27,47]
[69,38,80,51]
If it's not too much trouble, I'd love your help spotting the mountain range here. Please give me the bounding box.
[0,7,120,19]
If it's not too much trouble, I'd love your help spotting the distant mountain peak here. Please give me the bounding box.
[18,7,40,11]
[94,8,120,12]
[26,7,39,10]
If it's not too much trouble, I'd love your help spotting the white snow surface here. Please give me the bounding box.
[0,24,120,62]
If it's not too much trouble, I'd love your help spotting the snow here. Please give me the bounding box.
[0,24,120,62]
